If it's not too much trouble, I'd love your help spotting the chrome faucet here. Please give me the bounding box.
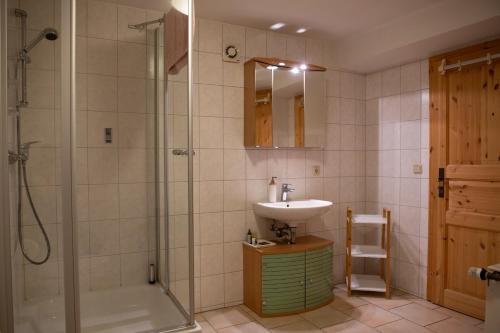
[281,183,295,202]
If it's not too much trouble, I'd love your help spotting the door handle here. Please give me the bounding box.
[438,167,445,198]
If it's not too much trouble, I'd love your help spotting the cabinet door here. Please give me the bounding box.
[261,252,305,315]
[305,246,333,309]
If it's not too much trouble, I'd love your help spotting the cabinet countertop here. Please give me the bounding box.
[243,235,333,255]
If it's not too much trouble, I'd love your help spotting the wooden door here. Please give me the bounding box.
[428,39,500,319]
[255,89,273,147]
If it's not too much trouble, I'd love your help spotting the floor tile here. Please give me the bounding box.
[377,319,432,333]
[411,300,441,310]
[434,307,482,326]
[390,303,449,326]
[331,290,369,311]
[202,306,252,329]
[361,295,413,310]
[300,305,351,328]
[196,313,206,322]
[245,310,302,329]
[199,321,216,333]
[270,319,322,333]
[218,321,270,333]
[343,304,401,327]
[322,320,377,332]
[426,317,484,333]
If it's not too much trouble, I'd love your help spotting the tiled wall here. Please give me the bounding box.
[192,18,366,312]
[364,61,430,298]
[7,0,64,300]
[12,0,166,299]
[74,0,165,293]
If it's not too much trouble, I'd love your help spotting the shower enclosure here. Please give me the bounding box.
[0,0,196,332]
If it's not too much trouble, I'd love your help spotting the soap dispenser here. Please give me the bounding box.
[268,177,277,203]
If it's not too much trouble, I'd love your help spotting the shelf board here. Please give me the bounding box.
[349,245,387,258]
[348,274,387,292]
[352,214,387,225]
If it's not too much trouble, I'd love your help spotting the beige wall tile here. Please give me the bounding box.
[118,41,147,78]
[90,220,119,255]
[245,28,267,58]
[87,38,117,76]
[88,184,119,220]
[87,0,117,40]
[87,147,118,184]
[119,183,148,218]
[117,77,147,113]
[90,255,120,290]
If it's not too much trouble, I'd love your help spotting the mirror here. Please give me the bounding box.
[254,62,273,147]
[244,58,326,148]
[272,67,304,147]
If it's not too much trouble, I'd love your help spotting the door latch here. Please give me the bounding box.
[438,167,445,198]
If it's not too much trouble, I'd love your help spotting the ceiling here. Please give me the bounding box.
[194,0,443,40]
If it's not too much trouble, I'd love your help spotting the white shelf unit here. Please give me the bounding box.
[346,208,391,298]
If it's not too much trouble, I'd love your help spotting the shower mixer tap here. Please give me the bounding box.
[8,141,39,164]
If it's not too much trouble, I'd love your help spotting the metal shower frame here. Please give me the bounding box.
[0,0,196,331]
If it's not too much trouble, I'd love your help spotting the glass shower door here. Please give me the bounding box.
[3,0,76,332]
[1,0,195,332]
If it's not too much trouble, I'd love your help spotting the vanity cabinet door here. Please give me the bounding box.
[305,246,333,309]
[261,252,305,315]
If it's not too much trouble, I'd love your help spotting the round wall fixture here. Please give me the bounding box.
[225,45,239,59]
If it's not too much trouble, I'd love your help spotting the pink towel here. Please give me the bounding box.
[165,6,190,74]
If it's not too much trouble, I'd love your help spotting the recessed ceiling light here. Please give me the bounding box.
[299,64,308,70]
[266,65,278,70]
[296,28,307,34]
[278,62,286,66]
[270,22,286,30]
[290,67,300,74]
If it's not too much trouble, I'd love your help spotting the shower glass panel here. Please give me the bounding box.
[1,0,195,332]
[74,0,193,332]
[5,0,68,332]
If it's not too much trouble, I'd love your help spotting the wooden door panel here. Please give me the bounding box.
[446,225,491,298]
[448,180,500,215]
[429,39,500,319]
[448,66,483,165]
[485,62,500,163]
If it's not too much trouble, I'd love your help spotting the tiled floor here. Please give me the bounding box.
[197,286,484,333]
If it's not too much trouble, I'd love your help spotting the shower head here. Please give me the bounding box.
[23,28,58,53]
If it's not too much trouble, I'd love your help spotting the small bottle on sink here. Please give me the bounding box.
[268,176,277,203]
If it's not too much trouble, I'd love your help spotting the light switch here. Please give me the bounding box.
[413,164,423,174]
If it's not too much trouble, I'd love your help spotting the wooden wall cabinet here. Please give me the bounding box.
[244,57,326,148]
[243,236,333,317]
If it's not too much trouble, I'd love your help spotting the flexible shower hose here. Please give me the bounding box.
[18,160,51,265]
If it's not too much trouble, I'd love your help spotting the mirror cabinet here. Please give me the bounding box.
[244,57,326,148]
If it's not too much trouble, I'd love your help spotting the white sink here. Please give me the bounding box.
[253,199,333,226]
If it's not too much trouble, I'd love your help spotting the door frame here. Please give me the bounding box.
[0,0,15,331]
[428,38,500,306]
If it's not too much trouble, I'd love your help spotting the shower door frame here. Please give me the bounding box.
[0,1,14,332]
[0,0,196,331]
[0,0,82,331]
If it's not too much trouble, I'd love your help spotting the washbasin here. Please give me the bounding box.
[253,199,333,226]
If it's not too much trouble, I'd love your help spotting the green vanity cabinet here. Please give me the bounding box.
[262,252,306,314]
[305,246,333,308]
[243,236,333,317]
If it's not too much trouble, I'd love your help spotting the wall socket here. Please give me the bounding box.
[312,165,321,177]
